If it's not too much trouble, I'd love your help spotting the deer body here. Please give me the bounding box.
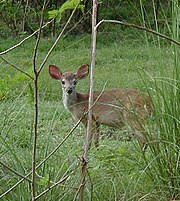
[49,64,152,149]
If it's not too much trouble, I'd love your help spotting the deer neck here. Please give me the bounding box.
[63,89,79,110]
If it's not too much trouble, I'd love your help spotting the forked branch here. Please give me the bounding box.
[31,4,79,201]
[31,2,45,199]
[96,20,180,46]
[0,20,53,56]
[0,161,32,183]
[0,56,33,80]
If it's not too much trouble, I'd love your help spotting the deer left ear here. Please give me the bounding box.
[76,64,89,79]
[49,65,63,80]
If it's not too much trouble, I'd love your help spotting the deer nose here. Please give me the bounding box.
[66,88,73,94]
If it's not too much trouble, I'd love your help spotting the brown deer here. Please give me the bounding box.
[49,64,153,150]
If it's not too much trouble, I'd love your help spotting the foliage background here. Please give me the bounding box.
[0,0,174,38]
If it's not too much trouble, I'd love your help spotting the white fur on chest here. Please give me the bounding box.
[62,90,85,120]
[63,91,78,110]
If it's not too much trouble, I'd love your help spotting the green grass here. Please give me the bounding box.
[0,32,179,200]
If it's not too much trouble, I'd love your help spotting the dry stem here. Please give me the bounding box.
[0,20,53,56]
[31,4,78,201]
[31,2,45,200]
[0,161,32,183]
[96,20,180,46]
[35,169,76,200]
[37,8,77,75]
[79,0,99,200]
[0,56,33,80]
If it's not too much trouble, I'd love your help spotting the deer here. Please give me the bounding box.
[49,64,153,150]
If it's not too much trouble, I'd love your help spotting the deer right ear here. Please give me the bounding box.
[49,65,62,80]
[76,64,89,80]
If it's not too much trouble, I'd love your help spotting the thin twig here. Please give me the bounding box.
[95,20,180,46]
[87,169,93,201]
[73,167,94,201]
[63,7,92,37]
[0,56,34,80]
[76,86,108,201]
[31,2,46,200]
[84,1,98,159]
[35,172,78,190]
[35,175,70,200]
[79,1,98,200]
[0,20,53,56]
[35,170,75,200]
[0,161,32,183]
[35,154,80,200]
[74,178,87,201]
[37,7,78,75]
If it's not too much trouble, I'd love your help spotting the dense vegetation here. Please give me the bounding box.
[0,0,179,200]
[0,0,175,38]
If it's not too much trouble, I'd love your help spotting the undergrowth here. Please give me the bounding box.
[1,35,179,200]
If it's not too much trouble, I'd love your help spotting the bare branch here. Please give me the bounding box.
[84,2,98,159]
[79,1,99,200]
[35,171,74,200]
[0,20,53,56]
[0,161,32,183]
[31,3,46,200]
[37,7,77,75]
[64,7,92,37]
[0,56,34,80]
[96,20,180,46]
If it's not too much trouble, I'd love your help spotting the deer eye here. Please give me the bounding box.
[61,80,65,85]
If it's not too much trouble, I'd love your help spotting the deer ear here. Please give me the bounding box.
[49,65,62,80]
[76,64,89,79]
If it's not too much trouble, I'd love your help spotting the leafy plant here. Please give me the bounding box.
[138,1,180,196]
[48,0,85,21]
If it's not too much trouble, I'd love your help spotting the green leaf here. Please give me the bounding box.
[48,0,84,21]
[37,174,50,186]
[0,0,6,4]
[48,10,59,20]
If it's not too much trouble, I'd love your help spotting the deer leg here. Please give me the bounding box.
[133,129,147,151]
[81,116,100,148]
[123,111,147,150]
[93,121,100,148]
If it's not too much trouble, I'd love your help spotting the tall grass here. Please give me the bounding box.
[140,73,180,199]
[139,0,180,199]
[138,0,178,47]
